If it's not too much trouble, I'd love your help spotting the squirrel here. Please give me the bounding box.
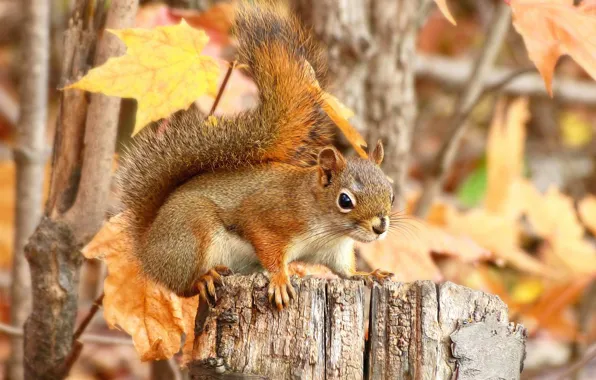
[117,0,394,310]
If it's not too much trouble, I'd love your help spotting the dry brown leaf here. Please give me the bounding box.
[434,0,457,25]
[357,214,490,282]
[518,179,584,240]
[510,0,596,96]
[518,275,592,341]
[579,195,596,235]
[82,213,198,361]
[445,207,555,277]
[485,97,529,218]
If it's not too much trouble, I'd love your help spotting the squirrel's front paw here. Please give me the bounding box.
[351,269,394,286]
[267,272,296,311]
[196,266,233,306]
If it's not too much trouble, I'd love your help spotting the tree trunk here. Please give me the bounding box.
[8,1,50,379]
[22,1,137,378]
[294,0,432,209]
[188,275,526,379]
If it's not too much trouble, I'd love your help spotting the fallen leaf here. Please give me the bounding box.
[485,97,529,218]
[518,275,592,341]
[82,213,198,361]
[67,20,220,135]
[510,0,596,96]
[434,0,457,25]
[357,212,490,282]
[518,180,584,241]
[445,207,555,277]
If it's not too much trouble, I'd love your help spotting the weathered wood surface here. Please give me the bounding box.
[189,274,526,380]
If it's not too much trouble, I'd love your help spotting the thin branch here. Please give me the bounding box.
[59,292,105,376]
[552,344,596,380]
[413,3,512,218]
[9,0,50,379]
[414,54,596,105]
[73,292,104,341]
[209,60,237,116]
[0,322,133,346]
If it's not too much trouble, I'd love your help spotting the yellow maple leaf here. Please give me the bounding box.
[82,213,199,361]
[67,20,220,135]
[434,0,457,25]
[510,0,596,96]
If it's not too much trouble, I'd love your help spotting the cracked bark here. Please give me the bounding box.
[22,1,137,378]
[190,276,526,379]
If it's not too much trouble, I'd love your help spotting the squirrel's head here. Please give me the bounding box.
[315,141,394,243]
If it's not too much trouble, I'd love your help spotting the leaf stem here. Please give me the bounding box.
[209,60,237,116]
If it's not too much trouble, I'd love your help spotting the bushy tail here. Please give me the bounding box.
[118,0,334,241]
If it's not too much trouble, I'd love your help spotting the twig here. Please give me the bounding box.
[209,60,237,116]
[73,292,104,341]
[414,54,596,105]
[413,3,511,218]
[9,0,50,379]
[59,292,105,376]
[551,344,596,380]
[0,321,133,346]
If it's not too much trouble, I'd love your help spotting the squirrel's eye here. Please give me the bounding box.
[337,191,355,213]
[391,194,395,205]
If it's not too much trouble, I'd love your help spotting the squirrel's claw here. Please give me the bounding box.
[197,266,233,306]
[267,273,295,311]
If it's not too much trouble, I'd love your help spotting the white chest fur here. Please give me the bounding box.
[285,228,355,272]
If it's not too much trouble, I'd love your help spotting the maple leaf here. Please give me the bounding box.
[510,0,596,96]
[434,0,457,25]
[82,213,198,361]
[67,20,220,135]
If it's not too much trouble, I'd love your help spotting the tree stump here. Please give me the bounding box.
[189,274,526,380]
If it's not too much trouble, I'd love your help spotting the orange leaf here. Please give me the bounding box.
[485,97,529,217]
[510,0,596,96]
[357,212,490,282]
[320,92,367,158]
[306,61,368,158]
[517,179,584,240]
[67,20,220,135]
[445,207,556,277]
[82,213,198,361]
[519,276,592,341]
[579,195,596,235]
[434,0,457,25]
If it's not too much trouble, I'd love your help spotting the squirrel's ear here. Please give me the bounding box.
[369,140,384,166]
[317,146,346,186]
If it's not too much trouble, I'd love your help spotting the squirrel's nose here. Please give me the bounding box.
[372,216,388,235]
